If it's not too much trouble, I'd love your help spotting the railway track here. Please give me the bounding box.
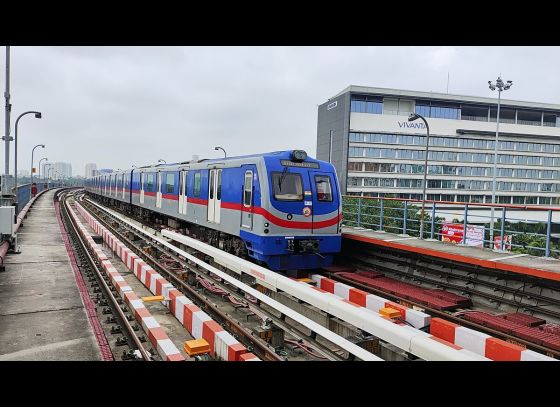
[57,189,153,361]
[78,192,375,361]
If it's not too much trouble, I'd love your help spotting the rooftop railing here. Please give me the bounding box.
[342,195,560,258]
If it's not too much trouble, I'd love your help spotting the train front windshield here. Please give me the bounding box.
[271,171,303,201]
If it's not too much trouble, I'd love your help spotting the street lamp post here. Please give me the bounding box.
[214,146,227,158]
[30,144,45,188]
[14,111,42,212]
[408,113,430,239]
[488,77,513,249]
[38,158,48,180]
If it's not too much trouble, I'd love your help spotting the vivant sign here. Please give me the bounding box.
[398,121,426,129]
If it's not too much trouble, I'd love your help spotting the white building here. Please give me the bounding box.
[317,85,560,205]
[85,163,97,178]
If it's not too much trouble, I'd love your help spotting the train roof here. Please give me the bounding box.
[92,150,324,176]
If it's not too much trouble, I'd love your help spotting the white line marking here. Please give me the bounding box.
[490,253,528,262]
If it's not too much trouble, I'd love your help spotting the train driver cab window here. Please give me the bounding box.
[315,175,333,202]
[271,171,303,201]
[166,173,175,193]
[147,173,154,191]
[193,172,201,197]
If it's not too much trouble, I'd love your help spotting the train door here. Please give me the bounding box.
[140,172,145,204]
[207,169,222,223]
[309,171,339,234]
[156,171,162,208]
[241,170,253,230]
[178,170,188,215]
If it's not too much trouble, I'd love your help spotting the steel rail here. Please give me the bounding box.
[60,191,152,361]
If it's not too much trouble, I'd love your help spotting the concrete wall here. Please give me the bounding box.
[317,92,351,193]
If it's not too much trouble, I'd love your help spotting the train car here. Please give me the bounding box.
[86,150,342,271]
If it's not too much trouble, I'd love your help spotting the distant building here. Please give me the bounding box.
[318,85,560,205]
[85,163,97,178]
[51,162,72,178]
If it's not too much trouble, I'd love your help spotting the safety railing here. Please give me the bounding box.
[12,181,59,214]
[342,195,560,258]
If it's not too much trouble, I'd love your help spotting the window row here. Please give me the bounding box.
[416,105,460,120]
[346,192,557,205]
[347,177,560,192]
[348,147,560,166]
[349,132,560,153]
[350,100,383,114]
[348,162,560,179]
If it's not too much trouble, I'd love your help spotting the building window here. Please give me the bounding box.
[351,98,382,114]
[348,162,363,172]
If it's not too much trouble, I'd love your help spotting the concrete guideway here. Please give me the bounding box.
[0,189,102,361]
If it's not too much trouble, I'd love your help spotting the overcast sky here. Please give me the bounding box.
[3,46,560,176]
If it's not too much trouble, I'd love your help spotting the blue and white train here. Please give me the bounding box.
[85,150,342,271]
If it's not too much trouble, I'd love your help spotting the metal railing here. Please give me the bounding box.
[342,195,560,258]
[11,181,61,214]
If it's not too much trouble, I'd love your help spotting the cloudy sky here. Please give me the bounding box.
[3,46,560,176]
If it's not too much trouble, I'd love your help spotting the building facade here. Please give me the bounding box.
[317,86,560,205]
[85,163,97,178]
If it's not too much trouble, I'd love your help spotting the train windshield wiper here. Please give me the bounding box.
[278,166,289,190]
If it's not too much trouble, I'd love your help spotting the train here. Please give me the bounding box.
[84,150,342,271]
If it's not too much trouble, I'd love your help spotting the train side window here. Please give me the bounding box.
[217,170,222,201]
[243,171,252,207]
[147,173,154,191]
[193,172,201,197]
[315,175,333,202]
[209,170,214,199]
[166,173,175,193]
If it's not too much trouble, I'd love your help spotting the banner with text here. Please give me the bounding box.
[441,223,485,248]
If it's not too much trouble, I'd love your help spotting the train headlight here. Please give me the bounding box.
[291,150,307,162]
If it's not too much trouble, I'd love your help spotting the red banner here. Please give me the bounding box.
[441,223,485,248]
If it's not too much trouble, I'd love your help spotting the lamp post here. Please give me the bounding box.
[14,111,42,211]
[408,113,430,239]
[30,144,45,187]
[214,146,227,158]
[38,158,48,180]
[488,77,513,249]
[46,164,53,188]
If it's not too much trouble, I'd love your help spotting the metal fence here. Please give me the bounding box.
[13,182,60,214]
[342,195,560,258]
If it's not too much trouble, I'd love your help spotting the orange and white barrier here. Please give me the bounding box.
[68,203,185,361]
[430,318,556,361]
[75,202,256,361]
[311,274,431,329]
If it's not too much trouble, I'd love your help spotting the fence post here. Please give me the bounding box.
[545,209,552,258]
[379,198,384,231]
[500,207,506,251]
[462,204,468,245]
[402,201,408,235]
[357,197,362,228]
[430,203,436,239]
